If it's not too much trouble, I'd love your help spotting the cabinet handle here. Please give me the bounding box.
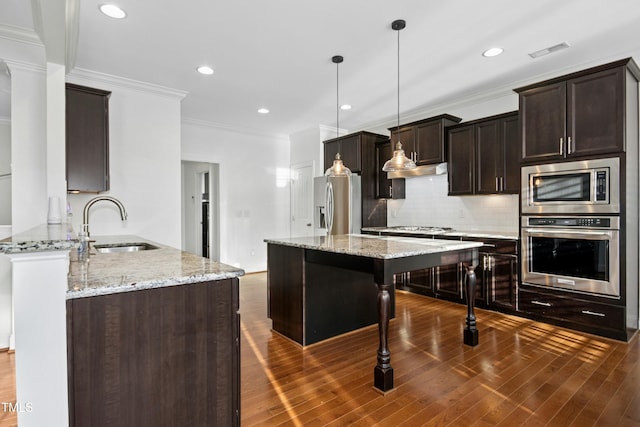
[581,310,605,317]
[389,186,393,198]
[559,137,564,156]
[567,136,572,154]
[531,300,552,307]
[495,177,499,192]
[500,176,504,192]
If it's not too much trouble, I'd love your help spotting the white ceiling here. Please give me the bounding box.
[2,0,640,136]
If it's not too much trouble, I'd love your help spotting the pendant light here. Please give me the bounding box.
[382,19,417,172]
[325,55,352,177]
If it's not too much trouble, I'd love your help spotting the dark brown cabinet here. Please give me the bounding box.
[389,114,461,165]
[323,131,389,228]
[476,114,519,194]
[447,125,475,195]
[66,83,110,193]
[323,134,362,173]
[475,238,518,311]
[375,140,405,199]
[67,279,241,426]
[516,58,640,163]
[448,112,519,196]
[519,287,626,340]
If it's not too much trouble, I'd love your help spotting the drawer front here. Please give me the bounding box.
[519,288,624,332]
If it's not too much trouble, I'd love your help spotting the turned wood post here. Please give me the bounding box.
[463,263,479,346]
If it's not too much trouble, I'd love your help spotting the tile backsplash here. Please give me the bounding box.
[387,174,519,233]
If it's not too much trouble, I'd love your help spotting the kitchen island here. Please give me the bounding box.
[265,234,482,393]
[2,227,244,427]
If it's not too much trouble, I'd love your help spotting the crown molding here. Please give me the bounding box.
[0,23,42,47]
[2,59,45,74]
[182,117,289,142]
[66,68,188,100]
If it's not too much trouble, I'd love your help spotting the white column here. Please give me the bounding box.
[8,250,70,427]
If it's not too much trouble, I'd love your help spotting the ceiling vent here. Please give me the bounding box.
[528,42,570,59]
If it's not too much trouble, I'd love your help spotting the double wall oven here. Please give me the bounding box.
[521,157,621,298]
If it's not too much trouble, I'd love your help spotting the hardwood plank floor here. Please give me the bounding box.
[1,272,638,426]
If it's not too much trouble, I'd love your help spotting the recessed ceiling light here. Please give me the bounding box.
[197,65,214,75]
[340,104,352,110]
[482,47,504,57]
[257,108,270,114]
[99,4,127,19]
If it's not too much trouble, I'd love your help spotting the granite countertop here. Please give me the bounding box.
[361,227,519,240]
[67,235,245,299]
[1,225,245,299]
[264,234,483,259]
[0,224,78,254]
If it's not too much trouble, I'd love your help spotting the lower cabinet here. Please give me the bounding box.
[67,279,240,427]
[394,236,518,316]
[519,287,626,340]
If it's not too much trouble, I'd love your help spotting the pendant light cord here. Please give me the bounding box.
[396,25,400,145]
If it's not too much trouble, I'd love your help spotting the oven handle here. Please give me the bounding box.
[522,228,616,239]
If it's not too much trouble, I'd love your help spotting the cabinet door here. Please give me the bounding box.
[501,115,520,194]
[447,125,475,195]
[390,127,415,159]
[567,67,624,157]
[487,254,517,310]
[405,268,435,296]
[375,141,405,199]
[519,82,566,163]
[324,135,362,173]
[66,84,110,193]
[475,119,500,194]
[435,263,462,300]
[415,120,445,164]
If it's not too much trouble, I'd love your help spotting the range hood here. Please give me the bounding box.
[387,162,447,178]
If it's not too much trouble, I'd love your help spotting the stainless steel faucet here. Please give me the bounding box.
[82,196,128,237]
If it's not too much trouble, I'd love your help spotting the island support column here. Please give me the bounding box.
[463,263,479,346]
[373,259,393,393]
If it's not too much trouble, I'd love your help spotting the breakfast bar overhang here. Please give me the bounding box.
[265,234,482,393]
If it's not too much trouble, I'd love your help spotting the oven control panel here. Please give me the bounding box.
[526,216,615,228]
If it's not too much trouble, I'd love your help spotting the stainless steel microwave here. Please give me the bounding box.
[521,157,620,215]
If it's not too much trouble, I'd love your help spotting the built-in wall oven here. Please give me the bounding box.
[521,216,620,297]
[521,156,622,299]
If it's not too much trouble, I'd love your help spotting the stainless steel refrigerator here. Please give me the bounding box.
[313,175,361,236]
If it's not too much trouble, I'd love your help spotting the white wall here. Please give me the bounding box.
[381,92,520,232]
[66,71,184,248]
[182,120,290,273]
[9,62,47,234]
[0,120,10,225]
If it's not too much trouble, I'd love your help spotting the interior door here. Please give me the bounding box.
[291,162,314,237]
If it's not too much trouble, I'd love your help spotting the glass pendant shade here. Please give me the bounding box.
[382,142,416,172]
[325,153,352,176]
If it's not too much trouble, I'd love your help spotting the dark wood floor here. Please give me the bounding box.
[1,272,639,426]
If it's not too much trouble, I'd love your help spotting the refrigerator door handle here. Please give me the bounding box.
[325,181,334,234]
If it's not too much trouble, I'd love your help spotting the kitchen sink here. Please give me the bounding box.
[93,242,159,253]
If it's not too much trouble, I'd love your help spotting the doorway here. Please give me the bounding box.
[181,161,220,260]
[290,161,315,237]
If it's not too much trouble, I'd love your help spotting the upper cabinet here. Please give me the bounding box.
[324,134,362,174]
[66,83,111,193]
[388,114,461,165]
[447,112,519,196]
[516,58,640,164]
[375,140,405,199]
